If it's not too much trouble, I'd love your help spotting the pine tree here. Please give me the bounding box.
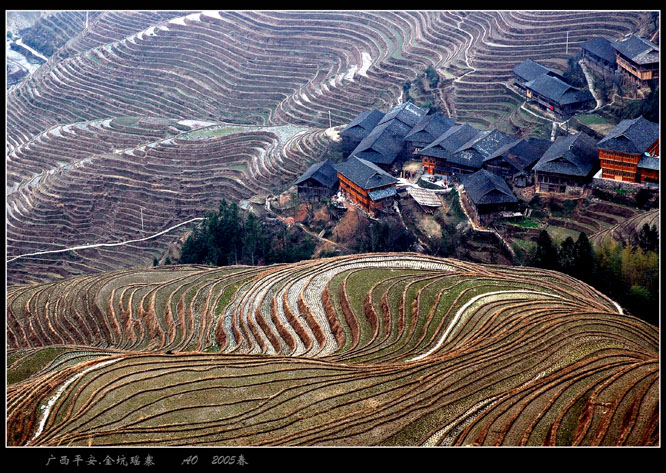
[558,236,576,273]
[572,232,594,282]
[532,230,558,270]
[637,223,658,253]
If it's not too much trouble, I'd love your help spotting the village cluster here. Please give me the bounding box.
[294,34,659,225]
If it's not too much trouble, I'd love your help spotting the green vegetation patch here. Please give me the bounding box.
[545,225,581,244]
[185,126,246,140]
[7,347,71,385]
[215,281,246,316]
[509,219,539,229]
[112,116,141,127]
[575,113,614,126]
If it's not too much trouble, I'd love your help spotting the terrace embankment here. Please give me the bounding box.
[7,254,658,446]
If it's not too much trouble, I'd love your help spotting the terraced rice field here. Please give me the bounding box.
[7,254,658,446]
[590,208,659,248]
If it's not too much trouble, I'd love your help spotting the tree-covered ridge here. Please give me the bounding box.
[178,200,316,267]
[531,229,658,326]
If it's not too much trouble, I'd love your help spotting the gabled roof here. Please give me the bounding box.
[417,123,481,159]
[612,35,659,65]
[447,129,516,169]
[638,155,659,171]
[350,119,410,165]
[596,116,659,155]
[525,74,594,106]
[582,37,617,64]
[335,156,398,190]
[295,158,339,188]
[462,169,517,206]
[339,109,385,141]
[534,132,599,176]
[377,102,427,128]
[513,59,560,83]
[461,129,516,157]
[485,137,552,172]
[404,113,457,147]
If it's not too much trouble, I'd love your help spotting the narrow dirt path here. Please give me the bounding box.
[578,59,602,111]
[7,217,205,263]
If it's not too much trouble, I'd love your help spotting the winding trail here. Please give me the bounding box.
[578,59,602,111]
[26,357,122,446]
[7,217,205,263]
[408,289,565,361]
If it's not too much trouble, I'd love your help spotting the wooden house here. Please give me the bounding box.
[581,37,617,73]
[403,113,456,154]
[513,59,562,90]
[445,129,516,178]
[611,35,659,87]
[295,158,340,199]
[419,123,480,176]
[461,169,518,223]
[349,119,411,173]
[377,101,427,130]
[335,156,398,214]
[348,102,427,173]
[420,126,515,180]
[534,132,599,194]
[483,137,552,186]
[595,116,659,183]
[522,74,595,118]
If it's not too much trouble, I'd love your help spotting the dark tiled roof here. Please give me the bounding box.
[377,102,427,128]
[404,113,457,147]
[462,169,517,206]
[612,35,659,65]
[638,155,659,171]
[339,109,385,141]
[335,156,398,190]
[368,187,397,201]
[525,74,594,106]
[534,132,599,177]
[596,116,659,155]
[513,59,560,83]
[350,119,410,165]
[448,129,516,169]
[582,37,617,64]
[486,137,552,171]
[417,123,481,159]
[295,158,339,188]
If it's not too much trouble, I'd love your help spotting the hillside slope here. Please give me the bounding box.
[7,254,658,446]
[6,11,649,287]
